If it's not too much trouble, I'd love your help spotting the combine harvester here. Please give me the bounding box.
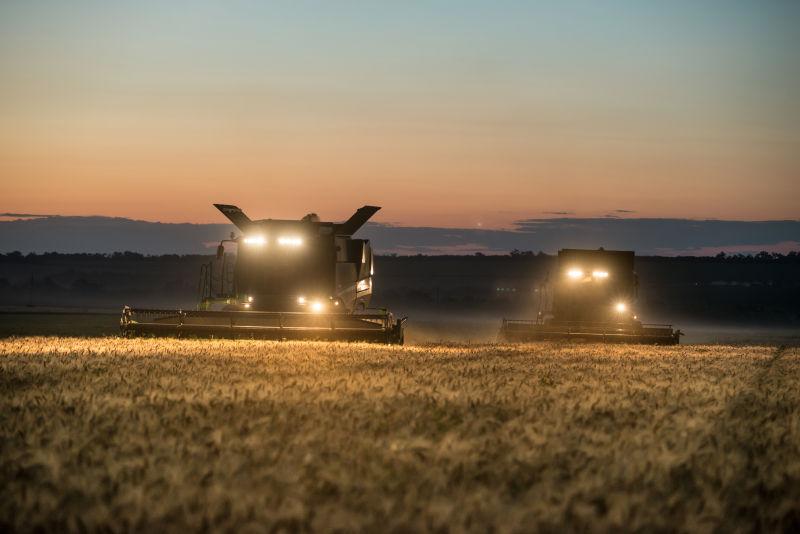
[121,204,406,343]
[499,248,682,344]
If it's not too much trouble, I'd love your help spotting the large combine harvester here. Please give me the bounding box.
[499,248,681,344]
[121,204,406,343]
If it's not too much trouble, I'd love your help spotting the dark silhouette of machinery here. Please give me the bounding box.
[500,248,681,344]
[121,204,405,343]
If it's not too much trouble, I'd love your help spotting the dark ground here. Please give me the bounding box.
[2,311,799,346]
[1,252,798,343]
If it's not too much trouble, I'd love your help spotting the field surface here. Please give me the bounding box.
[1,338,799,532]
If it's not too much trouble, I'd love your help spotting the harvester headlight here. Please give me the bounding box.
[566,268,583,279]
[243,235,266,246]
[297,296,307,305]
[310,300,325,313]
[277,236,303,247]
[592,270,609,279]
[615,302,627,313]
[246,295,254,303]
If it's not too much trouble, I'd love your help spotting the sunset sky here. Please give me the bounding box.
[1,1,798,228]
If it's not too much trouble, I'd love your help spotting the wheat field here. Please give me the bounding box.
[1,337,799,532]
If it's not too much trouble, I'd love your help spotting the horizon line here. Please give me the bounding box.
[2,212,799,230]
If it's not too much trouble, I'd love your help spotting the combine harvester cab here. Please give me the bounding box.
[499,249,681,344]
[121,204,406,344]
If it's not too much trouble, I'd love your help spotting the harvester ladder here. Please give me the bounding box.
[199,263,212,301]
[223,255,235,296]
[198,254,236,304]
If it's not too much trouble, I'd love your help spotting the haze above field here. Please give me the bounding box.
[1,215,798,256]
[1,1,799,227]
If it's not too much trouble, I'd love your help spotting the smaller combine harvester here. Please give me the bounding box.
[499,248,681,344]
[121,204,406,343]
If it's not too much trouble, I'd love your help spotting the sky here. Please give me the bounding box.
[1,1,798,228]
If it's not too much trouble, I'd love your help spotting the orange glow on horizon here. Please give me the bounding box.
[1,113,796,227]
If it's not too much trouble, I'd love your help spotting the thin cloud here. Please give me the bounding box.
[2,216,799,256]
[385,243,501,255]
[0,212,55,218]
[654,241,800,256]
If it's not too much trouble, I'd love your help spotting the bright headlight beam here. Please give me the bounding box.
[567,268,583,279]
[592,270,609,279]
[243,235,266,246]
[297,296,306,305]
[310,301,324,313]
[277,236,303,247]
[615,302,627,313]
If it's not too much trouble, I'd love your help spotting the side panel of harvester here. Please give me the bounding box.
[335,237,374,312]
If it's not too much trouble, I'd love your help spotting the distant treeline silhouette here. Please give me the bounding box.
[508,249,800,264]
[1,250,798,324]
[3,250,799,263]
